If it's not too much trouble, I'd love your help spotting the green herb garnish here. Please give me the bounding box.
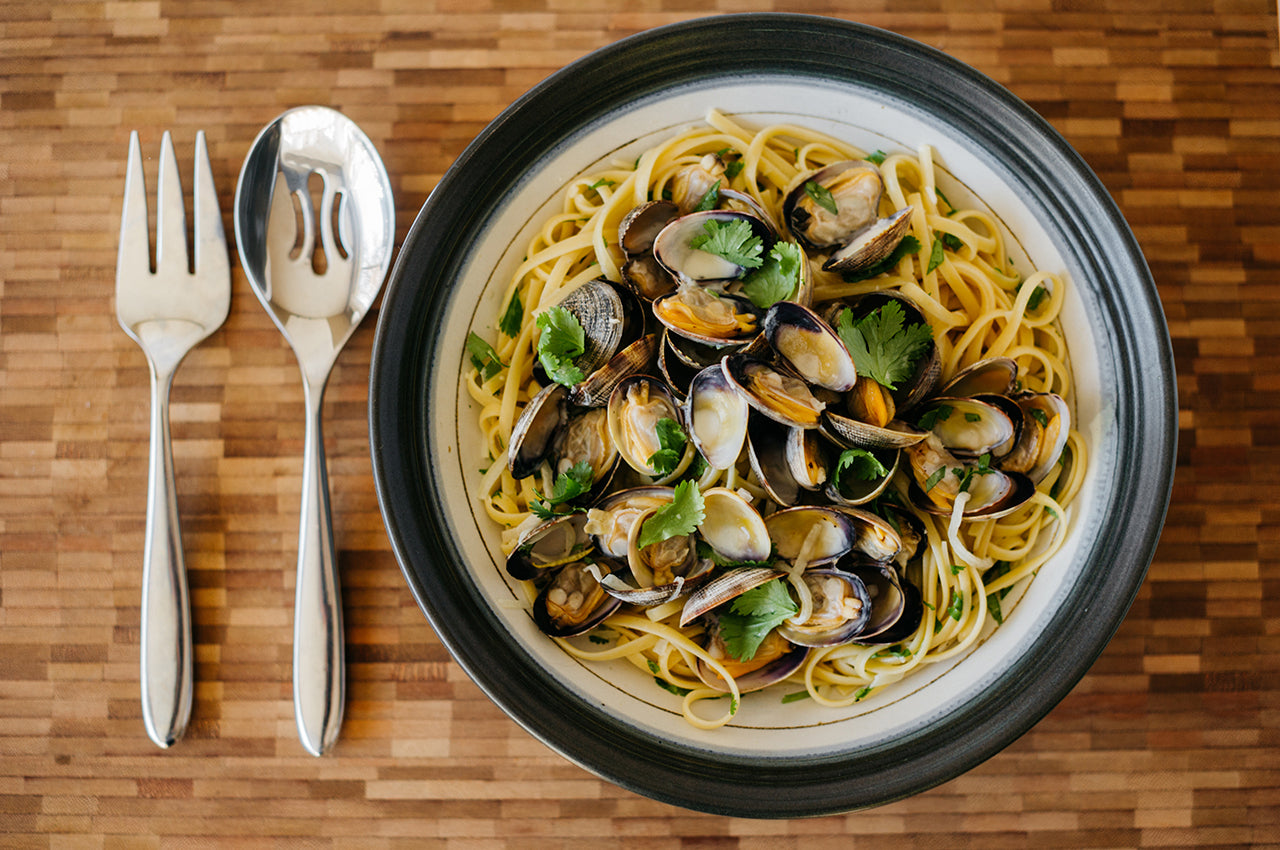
[1030,407,1050,428]
[529,461,594,517]
[646,417,688,477]
[866,150,887,165]
[916,404,953,430]
[465,332,503,382]
[741,241,803,309]
[588,177,615,193]
[724,160,744,180]
[689,217,764,270]
[637,479,704,550]
[717,578,798,662]
[835,300,934,390]
[923,466,947,492]
[926,234,945,273]
[934,185,953,211]
[781,690,811,704]
[803,180,838,215]
[499,291,523,338]
[835,448,889,483]
[691,179,721,212]
[535,306,586,387]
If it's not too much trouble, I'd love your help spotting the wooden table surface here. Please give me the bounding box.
[3,1,1278,846]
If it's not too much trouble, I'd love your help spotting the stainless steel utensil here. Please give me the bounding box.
[233,106,395,756]
[115,130,231,748]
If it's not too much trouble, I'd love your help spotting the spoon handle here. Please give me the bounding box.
[140,361,194,748]
[293,380,345,756]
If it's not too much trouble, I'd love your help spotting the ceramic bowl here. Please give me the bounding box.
[369,14,1176,817]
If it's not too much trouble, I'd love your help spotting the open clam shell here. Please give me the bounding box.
[505,512,592,581]
[507,382,568,480]
[685,365,750,471]
[763,300,858,392]
[777,568,873,647]
[724,354,825,429]
[783,160,884,251]
[532,561,622,638]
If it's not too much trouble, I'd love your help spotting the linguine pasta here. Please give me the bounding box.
[464,109,1086,729]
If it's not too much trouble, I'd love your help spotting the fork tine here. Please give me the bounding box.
[117,131,152,282]
[192,131,229,277]
[155,131,189,277]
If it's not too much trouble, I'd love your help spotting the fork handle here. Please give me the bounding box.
[141,363,194,748]
[293,378,345,756]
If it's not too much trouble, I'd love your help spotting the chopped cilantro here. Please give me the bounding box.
[873,645,912,659]
[646,417,688,477]
[717,578,798,662]
[725,160,744,180]
[741,241,803,309]
[934,185,953,211]
[923,466,946,492]
[695,540,775,570]
[535,306,586,387]
[529,461,594,517]
[691,179,721,212]
[1022,280,1048,309]
[952,453,994,494]
[1030,407,1050,428]
[917,404,953,429]
[841,235,921,283]
[964,412,982,423]
[803,180,838,215]
[689,218,764,270]
[637,479,704,550]
[499,290,523,338]
[988,593,1004,624]
[941,232,964,251]
[465,332,503,382]
[781,690,811,704]
[945,591,964,622]
[835,448,889,484]
[587,177,615,193]
[866,150,887,165]
[588,633,612,645]
[951,563,965,575]
[854,686,872,701]
[835,300,934,390]
[926,234,945,273]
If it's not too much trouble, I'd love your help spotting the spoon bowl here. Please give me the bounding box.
[234,105,395,756]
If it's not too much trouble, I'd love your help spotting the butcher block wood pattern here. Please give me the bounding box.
[1,0,1278,846]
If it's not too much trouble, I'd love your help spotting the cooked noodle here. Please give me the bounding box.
[465,109,1086,728]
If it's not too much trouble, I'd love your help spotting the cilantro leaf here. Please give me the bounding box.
[923,466,947,492]
[941,231,964,251]
[803,181,838,215]
[741,241,803,309]
[927,234,945,273]
[646,417,688,477]
[866,150,887,165]
[528,461,595,517]
[717,578,798,662]
[724,160,744,180]
[689,218,764,269]
[588,177,615,193]
[499,290,523,338]
[781,690,811,704]
[840,235,921,283]
[691,179,721,213]
[1030,407,1050,428]
[637,479,704,550]
[835,448,889,483]
[934,185,953,211]
[916,404,953,430]
[465,332,503,382]
[695,540,775,570]
[535,306,586,387]
[835,301,934,390]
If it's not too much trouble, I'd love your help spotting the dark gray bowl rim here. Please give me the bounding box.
[369,13,1175,818]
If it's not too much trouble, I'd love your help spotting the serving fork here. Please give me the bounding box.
[115,130,231,748]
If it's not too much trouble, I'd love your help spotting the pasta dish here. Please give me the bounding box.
[462,109,1086,729]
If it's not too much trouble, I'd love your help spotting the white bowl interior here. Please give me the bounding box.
[433,79,1112,757]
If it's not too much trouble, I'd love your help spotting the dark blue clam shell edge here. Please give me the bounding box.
[368,14,1176,819]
